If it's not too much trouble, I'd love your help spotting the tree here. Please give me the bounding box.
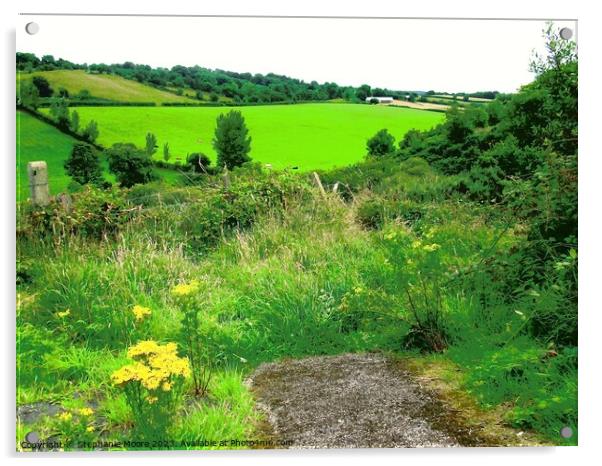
[32,76,53,97]
[70,110,80,133]
[212,110,251,169]
[64,143,104,186]
[49,98,70,129]
[356,84,371,101]
[187,153,211,173]
[82,120,99,143]
[145,132,158,157]
[163,142,171,162]
[366,129,395,157]
[18,81,39,109]
[107,143,156,187]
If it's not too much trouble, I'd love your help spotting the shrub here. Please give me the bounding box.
[82,120,99,143]
[107,143,157,188]
[366,129,395,157]
[187,153,212,173]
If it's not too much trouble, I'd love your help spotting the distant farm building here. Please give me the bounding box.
[365,96,394,104]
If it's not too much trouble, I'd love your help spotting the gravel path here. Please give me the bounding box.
[246,353,463,448]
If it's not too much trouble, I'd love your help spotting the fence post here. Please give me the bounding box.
[27,161,50,206]
[312,172,326,197]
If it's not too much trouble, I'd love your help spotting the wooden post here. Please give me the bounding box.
[27,161,50,206]
[222,166,231,189]
[312,172,326,197]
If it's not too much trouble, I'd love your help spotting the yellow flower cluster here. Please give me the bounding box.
[57,411,72,422]
[132,305,151,321]
[111,340,190,393]
[56,309,71,318]
[79,407,94,416]
[171,280,200,298]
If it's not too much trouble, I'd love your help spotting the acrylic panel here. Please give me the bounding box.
[16,14,578,451]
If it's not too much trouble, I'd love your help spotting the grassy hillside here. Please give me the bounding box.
[17,111,77,200]
[18,70,192,104]
[17,111,182,200]
[59,104,444,170]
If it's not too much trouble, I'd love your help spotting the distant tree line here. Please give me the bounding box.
[17,52,455,105]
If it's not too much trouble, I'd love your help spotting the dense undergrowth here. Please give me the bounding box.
[16,25,577,449]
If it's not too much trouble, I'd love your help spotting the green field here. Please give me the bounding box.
[62,104,445,170]
[16,111,182,200]
[18,70,191,104]
[17,111,77,201]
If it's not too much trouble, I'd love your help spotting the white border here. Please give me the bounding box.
[2,1,598,465]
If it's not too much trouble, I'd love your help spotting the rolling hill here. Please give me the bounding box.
[17,70,192,104]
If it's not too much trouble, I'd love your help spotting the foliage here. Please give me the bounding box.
[49,98,70,129]
[32,75,53,97]
[172,281,212,396]
[107,143,156,188]
[366,129,395,157]
[186,153,212,173]
[82,120,99,143]
[212,110,252,169]
[145,132,158,157]
[111,340,190,441]
[63,143,105,186]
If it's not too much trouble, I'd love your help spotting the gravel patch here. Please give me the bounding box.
[246,352,462,448]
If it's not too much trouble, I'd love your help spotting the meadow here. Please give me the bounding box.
[16,111,181,201]
[52,104,444,170]
[17,70,191,104]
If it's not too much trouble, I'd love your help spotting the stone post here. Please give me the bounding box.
[27,161,50,206]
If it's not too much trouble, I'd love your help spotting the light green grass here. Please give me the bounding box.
[18,70,191,104]
[17,111,76,201]
[62,103,445,171]
[16,111,183,200]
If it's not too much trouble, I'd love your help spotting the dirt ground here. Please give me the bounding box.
[387,99,450,112]
[246,352,546,449]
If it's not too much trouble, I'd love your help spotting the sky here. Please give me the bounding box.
[17,15,577,93]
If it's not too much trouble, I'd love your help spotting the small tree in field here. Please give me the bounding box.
[18,81,39,109]
[145,132,158,157]
[212,110,251,169]
[107,143,156,188]
[64,143,104,186]
[366,129,395,157]
[163,142,171,162]
[82,120,99,143]
[49,98,70,129]
[70,110,80,133]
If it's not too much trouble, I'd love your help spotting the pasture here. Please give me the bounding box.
[17,70,191,104]
[16,111,181,201]
[59,103,445,170]
[17,111,77,200]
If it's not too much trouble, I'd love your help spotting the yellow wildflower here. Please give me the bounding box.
[171,280,200,298]
[132,305,151,321]
[146,396,158,404]
[112,340,191,391]
[79,407,94,416]
[86,426,95,432]
[56,309,71,318]
[422,243,441,252]
[57,411,72,422]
